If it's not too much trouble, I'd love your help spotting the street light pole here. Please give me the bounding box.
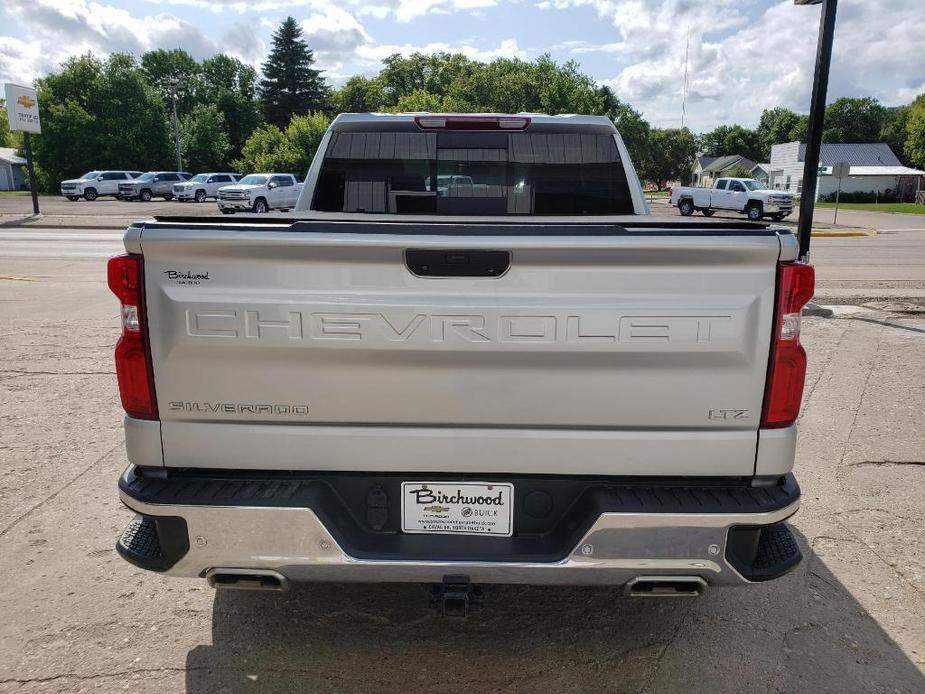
[795,0,839,262]
[169,86,182,172]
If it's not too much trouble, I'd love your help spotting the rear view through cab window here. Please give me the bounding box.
[311,130,634,215]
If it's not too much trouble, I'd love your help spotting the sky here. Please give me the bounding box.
[1,0,923,132]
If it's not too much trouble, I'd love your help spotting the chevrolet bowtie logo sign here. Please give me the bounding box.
[16,95,36,109]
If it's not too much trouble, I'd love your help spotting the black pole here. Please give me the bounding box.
[22,131,40,215]
[796,0,838,261]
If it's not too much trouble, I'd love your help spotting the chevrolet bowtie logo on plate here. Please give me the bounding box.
[16,95,36,109]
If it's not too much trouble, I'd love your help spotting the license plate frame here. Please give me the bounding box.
[400,481,514,537]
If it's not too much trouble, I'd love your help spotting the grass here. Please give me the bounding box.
[0,190,52,196]
[815,201,925,214]
[644,190,670,197]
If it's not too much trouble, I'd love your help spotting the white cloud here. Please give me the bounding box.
[550,0,925,129]
[141,0,497,21]
[0,0,268,85]
[356,38,525,65]
[301,6,373,70]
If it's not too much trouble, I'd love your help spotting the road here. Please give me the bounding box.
[0,217,923,693]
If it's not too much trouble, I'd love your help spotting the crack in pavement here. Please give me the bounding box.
[0,370,115,377]
[847,460,925,467]
[829,515,925,602]
[636,600,697,693]
[0,440,123,538]
[0,666,188,685]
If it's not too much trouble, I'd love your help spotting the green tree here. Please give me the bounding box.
[378,52,475,106]
[141,48,201,117]
[648,127,697,189]
[234,112,330,175]
[259,17,329,127]
[32,53,171,190]
[599,86,652,180]
[822,96,886,143]
[181,104,230,171]
[699,124,762,162]
[330,76,387,113]
[879,105,911,163]
[789,114,810,143]
[904,95,925,169]
[200,55,262,160]
[756,107,801,158]
[0,101,9,147]
[727,165,754,179]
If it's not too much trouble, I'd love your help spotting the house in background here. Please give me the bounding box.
[769,142,925,200]
[691,154,757,186]
[0,147,27,191]
[750,163,772,185]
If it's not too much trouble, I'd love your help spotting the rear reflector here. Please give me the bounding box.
[761,262,814,428]
[414,115,531,130]
[107,254,158,420]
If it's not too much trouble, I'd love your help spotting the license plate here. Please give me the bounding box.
[401,482,514,536]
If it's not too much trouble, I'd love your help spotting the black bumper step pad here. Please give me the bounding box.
[116,514,189,572]
[725,522,802,582]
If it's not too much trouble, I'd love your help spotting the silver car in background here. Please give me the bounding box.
[173,173,241,202]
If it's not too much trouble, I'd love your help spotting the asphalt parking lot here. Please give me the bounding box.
[0,203,923,692]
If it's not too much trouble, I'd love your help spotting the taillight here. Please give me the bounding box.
[761,262,814,428]
[414,115,531,130]
[107,254,158,420]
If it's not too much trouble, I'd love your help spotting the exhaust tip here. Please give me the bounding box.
[625,576,706,597]
[206,568,289,592]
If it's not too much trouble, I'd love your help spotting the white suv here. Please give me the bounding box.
[173,173,241,202]
[60,171,142,201]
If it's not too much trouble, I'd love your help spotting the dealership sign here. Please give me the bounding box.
[4,83,41,134]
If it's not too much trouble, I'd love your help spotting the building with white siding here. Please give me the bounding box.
[769,142,924,201]
[0,147,26,191]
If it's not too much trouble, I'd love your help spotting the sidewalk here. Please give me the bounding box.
[0,212,140,229]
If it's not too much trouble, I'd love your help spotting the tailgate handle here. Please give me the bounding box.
[406,249,510,277]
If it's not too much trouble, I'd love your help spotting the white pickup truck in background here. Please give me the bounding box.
[670,177,795,221]
[110,113,812,615]
[216,173,302,214]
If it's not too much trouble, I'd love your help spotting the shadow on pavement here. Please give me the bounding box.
[185,529,924,693]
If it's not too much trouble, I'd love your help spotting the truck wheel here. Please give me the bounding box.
[678,198,694,216]
[746,203,763,221]
[140,189,152,202]
[771,213,786,221]
[252,198,268,214]
[66,196,80,202]
[163,193,173,201]
[701,209,715,217]
[83,188,98,201]
[220,209,234,215]
[195,189,207,203]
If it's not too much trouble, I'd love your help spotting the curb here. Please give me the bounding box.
[0,222,130,230]
[810,229,878,237]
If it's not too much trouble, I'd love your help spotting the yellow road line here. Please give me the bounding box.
[811,229,878,237]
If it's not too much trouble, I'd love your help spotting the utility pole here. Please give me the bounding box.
[22,132,39,214]
[169,84,182,172]
[795,0,839,262]
[681,28,690,130]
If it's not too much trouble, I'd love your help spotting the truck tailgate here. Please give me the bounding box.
[136,220,789,476]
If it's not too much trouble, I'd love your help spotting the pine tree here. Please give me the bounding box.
[259,17,329,128]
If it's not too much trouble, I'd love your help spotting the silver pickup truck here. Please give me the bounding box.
[110,114,812,614]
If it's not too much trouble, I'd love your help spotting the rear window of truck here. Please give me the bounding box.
[311,130,634,215]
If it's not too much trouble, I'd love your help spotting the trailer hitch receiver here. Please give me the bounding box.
[428,575,484,618]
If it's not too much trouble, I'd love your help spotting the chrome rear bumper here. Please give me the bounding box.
[118,466,801,587]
